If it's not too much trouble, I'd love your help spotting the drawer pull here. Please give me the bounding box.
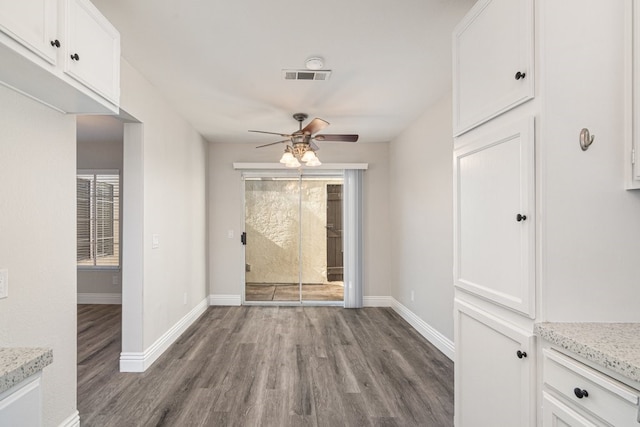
[517,350,527,359]
[574,388,589,399]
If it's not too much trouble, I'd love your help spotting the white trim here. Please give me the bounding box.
[58,411,80,427]
[363,296,394,307]
[390,298,455,360]
[119,298,208,372]
[208,294,242,306]
[233,162,368,170]
[77,293,122,304]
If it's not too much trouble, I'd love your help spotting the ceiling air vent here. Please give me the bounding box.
[282,70,332,81]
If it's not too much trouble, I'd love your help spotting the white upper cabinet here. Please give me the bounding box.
[454,117,535,317]
[0,0,119,113]
[453,0,534,136]
[0,0,58,65]
[65,0,120,105]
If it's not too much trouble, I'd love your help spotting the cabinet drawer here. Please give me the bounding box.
[543,349,640,426]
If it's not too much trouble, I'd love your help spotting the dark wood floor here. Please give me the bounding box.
[77,304,454,426]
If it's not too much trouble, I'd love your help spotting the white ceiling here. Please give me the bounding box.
[90,0,475,145]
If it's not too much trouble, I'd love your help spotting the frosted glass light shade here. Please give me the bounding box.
[285,157,301,168]
[280,151,294,164]
[306,156,321,166]
[301,150,317,162]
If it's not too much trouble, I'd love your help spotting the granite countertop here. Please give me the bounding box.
[0,347,53,394]
[535,323,640,383]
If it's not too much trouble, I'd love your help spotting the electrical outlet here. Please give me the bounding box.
[227,229,234,239]
[183,292,187,305]
[152,234,160,249]
[0,269,8,299]
[410,290,414,302]
[112,274,119,286]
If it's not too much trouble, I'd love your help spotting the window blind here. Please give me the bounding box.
[77,172,120,268]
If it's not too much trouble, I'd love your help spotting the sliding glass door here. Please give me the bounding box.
[243,174,344,304]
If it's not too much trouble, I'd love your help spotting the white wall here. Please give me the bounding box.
[0,85,77,426]
[540,0,640,321]
[389,93,456,340]
[208,142,391,299]
[118,59,209,351]
[76,115,124,296]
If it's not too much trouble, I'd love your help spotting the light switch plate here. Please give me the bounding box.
[152,234,160,249]
[0,269,8,299]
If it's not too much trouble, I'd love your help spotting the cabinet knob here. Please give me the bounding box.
[50,39,60,48]
[516,214,527,222]
[515,71,526,80]
[516,350,527,359]
[70,53,80,61]
[573,388,589,399]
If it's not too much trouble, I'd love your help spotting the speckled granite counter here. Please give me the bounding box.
[535,323,640,383]
[0,348,52,394]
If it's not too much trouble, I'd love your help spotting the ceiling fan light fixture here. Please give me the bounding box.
[301,149,317,163]
[252,112,355,168]
[285,157,301,168]
[306,156,322,167]
[305,57,324,70]
[280,150,294,164]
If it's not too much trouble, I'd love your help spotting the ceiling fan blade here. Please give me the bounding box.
[314,134,359,142]
[256,139,289,148]
[299,118,329,135]
[249,130,293,137]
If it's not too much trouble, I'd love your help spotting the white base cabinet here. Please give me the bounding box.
[542,392,599,427]
[454,300,535,427]
[542,348,640,427]
[0,373,42,427]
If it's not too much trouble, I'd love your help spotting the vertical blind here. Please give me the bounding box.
[77,171,120,268]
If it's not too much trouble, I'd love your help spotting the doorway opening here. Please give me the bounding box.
[243,174,344,304]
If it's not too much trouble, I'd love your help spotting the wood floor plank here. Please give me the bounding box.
[77,305,454,426]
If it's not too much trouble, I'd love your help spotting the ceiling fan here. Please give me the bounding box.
[249,113,359,167]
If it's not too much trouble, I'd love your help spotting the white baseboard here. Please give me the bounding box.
[390,298,455,360]
[363,296,394,307]
[58,411,80,427]
[208,294,242,306]
[77,293,122,304]
[119,298,208,372]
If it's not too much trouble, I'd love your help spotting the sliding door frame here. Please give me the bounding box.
[236,163,366,307]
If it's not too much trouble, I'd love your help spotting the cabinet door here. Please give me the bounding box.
[453,0,534,136]
[0,374,42,427]
[0,0,58,64]
[542,392,600,427]
[455,300,535,427]
[64,0,120,104]
[454,117,535,316]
